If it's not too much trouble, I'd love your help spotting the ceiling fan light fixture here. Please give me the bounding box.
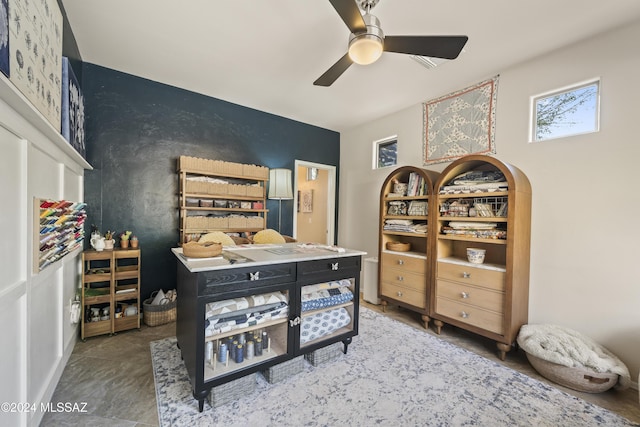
[348,34,383,65]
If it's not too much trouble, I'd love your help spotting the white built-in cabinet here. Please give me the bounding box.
[0,73,91,427]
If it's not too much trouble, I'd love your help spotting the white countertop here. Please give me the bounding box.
[172,243,367,272]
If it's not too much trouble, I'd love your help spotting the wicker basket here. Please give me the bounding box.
[182,241,222,258]
[143,293,177,326]
[261,356,305,384]
[386,241,411,252]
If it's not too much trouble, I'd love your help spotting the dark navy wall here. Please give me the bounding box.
[82,63,340,300]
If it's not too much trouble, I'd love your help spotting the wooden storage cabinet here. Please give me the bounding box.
[177,156,269,244]
[81,249,141,340]
[176,252,361,412]
[431,155,531,360]
[378,166,439,328]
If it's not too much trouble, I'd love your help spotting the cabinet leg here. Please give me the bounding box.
[420,315,430,329]
[496,343,511,361]
[381,300,387,313]
[193,389,208,412]
[433,320,443,335]
[342,337,352,354]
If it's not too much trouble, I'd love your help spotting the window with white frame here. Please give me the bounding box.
[373,136,397,169]
[531,79,600,142]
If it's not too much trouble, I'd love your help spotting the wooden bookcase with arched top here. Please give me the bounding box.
[430,155,531,360]
[377,166,440,328]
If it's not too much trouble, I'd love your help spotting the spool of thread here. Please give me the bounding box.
[238,333,246,345]
[246,341,254,359]
[255,338,263,356]
[218,343,228,363]
[205,341,214,363]
[230,340,238,360]
[235,344,244,363]
[262,332,268,350]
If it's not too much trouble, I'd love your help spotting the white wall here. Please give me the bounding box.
[0,75,89,426]
[339,19,640,382]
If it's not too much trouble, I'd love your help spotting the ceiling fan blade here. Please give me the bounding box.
[314,53,353,87]
[384,35,468,59]
[328,0,367,34]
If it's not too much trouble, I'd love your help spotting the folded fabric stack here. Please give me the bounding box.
[442,221,507,239]
[383,219,427,234]
[301,279,354,312]
[300,307,351,344]
[204,291,289,337]
[440,169,508,194]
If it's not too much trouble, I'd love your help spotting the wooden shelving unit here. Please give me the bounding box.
[81,248,141,340]
[177,156,269,244]
[377,166,439,328]
[430,155,531,360]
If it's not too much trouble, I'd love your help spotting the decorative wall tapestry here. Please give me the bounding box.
[0,0,8,77]
[423,75,499,165]
[8,0,63,131]
[61,57,86,158]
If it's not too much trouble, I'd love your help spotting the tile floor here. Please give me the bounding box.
[41,301,640,426]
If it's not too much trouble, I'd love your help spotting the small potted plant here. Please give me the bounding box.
[104,230,115,250]
[120,230,132,248]
[130,235,139,248]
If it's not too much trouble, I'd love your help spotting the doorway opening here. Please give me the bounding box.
[293,160,336,245]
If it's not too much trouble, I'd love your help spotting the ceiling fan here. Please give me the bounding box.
[314,0,468,86]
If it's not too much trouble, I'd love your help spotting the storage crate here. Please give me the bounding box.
[209,373,257,408]
[261,356,305,384]
[246,185,264,197]
[227,184,247,196]
[228,216,247,229]
[246,216,264,229]
[304,342,343,367]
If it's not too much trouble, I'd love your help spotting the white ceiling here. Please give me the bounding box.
[60,0,640,132]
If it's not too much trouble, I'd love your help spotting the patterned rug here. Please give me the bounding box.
[151,308,637,426]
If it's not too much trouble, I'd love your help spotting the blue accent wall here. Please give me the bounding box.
[82,63,340,299]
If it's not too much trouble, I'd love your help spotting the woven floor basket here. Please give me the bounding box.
[143,294,177,326]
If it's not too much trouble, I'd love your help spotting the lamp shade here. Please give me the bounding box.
[268,168,293,200]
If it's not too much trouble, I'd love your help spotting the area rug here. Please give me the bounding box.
[151,308,637,426]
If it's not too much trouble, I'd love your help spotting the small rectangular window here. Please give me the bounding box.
[374,136,397,169]
[531,80,600,142]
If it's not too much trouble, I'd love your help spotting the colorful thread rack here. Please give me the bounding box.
[36,198,87,271]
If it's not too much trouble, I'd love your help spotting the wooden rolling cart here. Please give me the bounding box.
[81,248,141,340]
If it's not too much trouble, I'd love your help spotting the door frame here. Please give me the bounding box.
[293,160,336,245]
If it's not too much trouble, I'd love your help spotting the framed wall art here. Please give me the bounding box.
[8,0,63,131]
[61,57,86,157]
[423,76,499,165]
[0,0,8,77]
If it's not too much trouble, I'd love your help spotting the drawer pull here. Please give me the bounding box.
[289,316,301,327]
[397,259,404,265]
[331,262,339,271]
[397,291,403,297]
[397,276,404,281]
[250,271,260,281]
[461,311,469,318]
[462,272,471,279]
[461,292,469,299]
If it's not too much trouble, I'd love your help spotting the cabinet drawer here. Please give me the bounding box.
[381,253,426,275]
[381,269,426,293]
[297,256,361,281]
[436,280,504,313]
[380,282,426,309]
[199,263,296,295]
[436,297,503,335]
[437,261,505,291]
